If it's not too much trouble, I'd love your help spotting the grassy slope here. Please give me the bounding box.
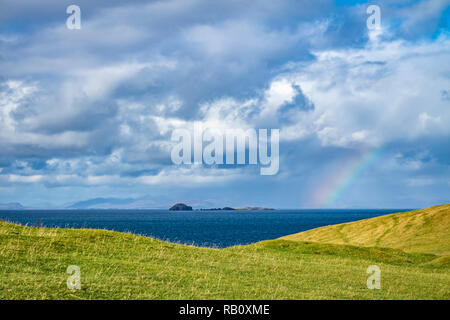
[282,204,450,255]
[0,205,449,300]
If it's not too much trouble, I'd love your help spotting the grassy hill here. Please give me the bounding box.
[282,204,450,255]
[0,204,449,299]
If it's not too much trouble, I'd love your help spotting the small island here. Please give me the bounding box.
[198,206,275,211]
[170,203,275,211]
[169,203,193,211]
[233,207,275,211]
[199,207,235,211]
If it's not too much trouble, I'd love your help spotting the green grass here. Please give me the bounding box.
[0,204,449,300]
[282,204,450,255]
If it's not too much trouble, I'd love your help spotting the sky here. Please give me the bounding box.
[0,0,449,209]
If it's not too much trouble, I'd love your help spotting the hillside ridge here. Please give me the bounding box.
[282,204,450,255]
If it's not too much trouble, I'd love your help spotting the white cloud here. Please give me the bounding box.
[279,36,450,147]
[8,174,44,183]
[0,81,37,132]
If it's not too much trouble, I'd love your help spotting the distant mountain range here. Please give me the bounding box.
[0,202,25,210]
[0,198,158,210]
[0,198,269,210]
[66,197,136,209]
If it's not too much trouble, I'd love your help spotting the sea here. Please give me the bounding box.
[0,209,410,248]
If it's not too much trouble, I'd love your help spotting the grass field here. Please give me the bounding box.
[0,204,449,299]
[283,204,450,255]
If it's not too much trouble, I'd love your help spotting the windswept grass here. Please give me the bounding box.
[0,205,449,300]
[282,204,450,255]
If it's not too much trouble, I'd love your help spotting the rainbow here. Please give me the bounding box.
[310,148,384,208]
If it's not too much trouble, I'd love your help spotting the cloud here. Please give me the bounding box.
[277,36,450,148]
[0,0,448,207]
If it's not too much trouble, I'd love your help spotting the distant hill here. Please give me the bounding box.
[0,202,25,210]
[282,204,450,255]
[169,203,193,211]
[66,198,135,209]
[65,198,216,209]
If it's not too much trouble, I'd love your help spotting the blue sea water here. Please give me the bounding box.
[0,209,410,248]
